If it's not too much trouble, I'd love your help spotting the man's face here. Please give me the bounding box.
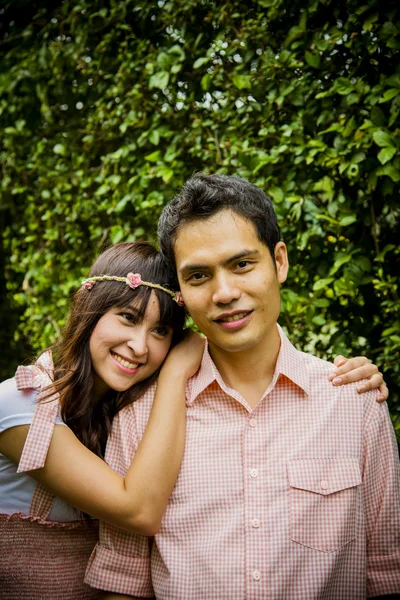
[174,209,288,358]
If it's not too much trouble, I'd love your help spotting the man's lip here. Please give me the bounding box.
[213,309,253,321]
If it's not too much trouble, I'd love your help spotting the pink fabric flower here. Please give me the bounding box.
[175,292,185,307]
[82,281,95,290]
[126,273,142,289]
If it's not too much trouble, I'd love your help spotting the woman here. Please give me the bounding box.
[0,242,203,599]
[0,242,385,599]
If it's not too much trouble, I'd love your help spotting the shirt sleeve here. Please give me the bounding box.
[0,377,65,433]
[84,405,154,597]
[363,400,400,598]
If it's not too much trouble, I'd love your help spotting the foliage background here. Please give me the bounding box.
[1,0,399,437]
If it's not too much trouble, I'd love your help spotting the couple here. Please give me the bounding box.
[1,174,398,599]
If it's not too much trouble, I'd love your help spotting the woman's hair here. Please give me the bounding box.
[45,242,185,458]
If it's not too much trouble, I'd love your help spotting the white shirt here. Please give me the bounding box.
[0,376,79,521]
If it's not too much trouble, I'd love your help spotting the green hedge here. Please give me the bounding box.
[1,0,399,436]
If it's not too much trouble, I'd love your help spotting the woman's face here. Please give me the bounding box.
[89,291,173,399]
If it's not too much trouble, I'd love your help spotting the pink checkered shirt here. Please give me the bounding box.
[85,326,400,599]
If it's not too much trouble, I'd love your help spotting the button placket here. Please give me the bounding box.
[244,408,264,597]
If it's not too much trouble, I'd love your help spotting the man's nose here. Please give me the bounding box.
[126,330,148,358]
[212,272,241,305]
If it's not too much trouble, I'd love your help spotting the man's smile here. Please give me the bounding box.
[213,310,253,330]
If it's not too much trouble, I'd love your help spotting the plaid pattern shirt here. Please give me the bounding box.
[85,326,400,599]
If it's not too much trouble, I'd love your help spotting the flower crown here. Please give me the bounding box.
[81,273,185,306]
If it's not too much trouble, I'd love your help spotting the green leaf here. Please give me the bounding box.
[314,298,330,308]
[372,130,396,147]
[334,77,353,95]
[269,187,284,203]
[149,130,160,146]
[53,143,66,156]
[339,215,357,226]
[232,74,252,89]
[193,56,209,69]
[379,88,399,103]
[313,278,334,291]
[370,106,386,126]
[376,164,400,181]
[386,73,400,89]
[305,51,320,68]
[312,315,326,326]
[149,71,169,90]
[378,146,396,164]
[144,150,161,162]
[331,254,352,274]
[168,44,185,61]
[201,72,211,91]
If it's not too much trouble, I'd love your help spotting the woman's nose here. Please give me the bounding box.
[126,331,148,358]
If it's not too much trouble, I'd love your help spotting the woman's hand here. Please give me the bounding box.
[329,356,388,402]
[161,330,206,380]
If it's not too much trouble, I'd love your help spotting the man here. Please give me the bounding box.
[86,174,399,599]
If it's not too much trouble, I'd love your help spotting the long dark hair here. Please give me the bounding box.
[43,242,185,458]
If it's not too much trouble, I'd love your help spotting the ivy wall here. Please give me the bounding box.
[0,0,399,434]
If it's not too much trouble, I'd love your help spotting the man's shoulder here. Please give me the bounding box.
[297,350,334,378]
[297,348,381,424]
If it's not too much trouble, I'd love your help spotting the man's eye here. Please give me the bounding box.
[237,260,250,268]
[189,273,205,281]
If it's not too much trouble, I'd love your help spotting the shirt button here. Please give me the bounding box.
[249,468,258,478]
[252,570,261,581]
[249,418,257,427]
[251,519,260,528]
[320,480,329,490]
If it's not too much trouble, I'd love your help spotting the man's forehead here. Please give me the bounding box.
[173,210,265,273]
[174,209,259,248]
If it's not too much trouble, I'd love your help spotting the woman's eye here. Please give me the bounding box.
[153,325,170,337]
[120,312,136,323]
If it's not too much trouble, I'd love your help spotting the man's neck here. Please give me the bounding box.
[208,324,281,409]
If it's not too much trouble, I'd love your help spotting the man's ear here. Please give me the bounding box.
[274,242,289,284]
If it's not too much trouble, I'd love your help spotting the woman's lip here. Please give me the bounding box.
[110,353,141,375]
[111,350,141,363]
[215,311,253,330]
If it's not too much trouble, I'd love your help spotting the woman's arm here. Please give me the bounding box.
[0,331,205,535]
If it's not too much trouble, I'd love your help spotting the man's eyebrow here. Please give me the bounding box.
[179,249,261,276]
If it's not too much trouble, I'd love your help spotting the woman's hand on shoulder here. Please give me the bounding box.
[161,330,205,380]
[330,355,388,402]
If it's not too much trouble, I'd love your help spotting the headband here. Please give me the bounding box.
[81,272,185,306]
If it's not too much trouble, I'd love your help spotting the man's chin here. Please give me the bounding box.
[208,335,260,355]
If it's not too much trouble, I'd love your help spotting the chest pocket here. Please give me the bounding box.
[287,458,361,553]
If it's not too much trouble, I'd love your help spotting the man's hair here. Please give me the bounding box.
[158,173,281,269]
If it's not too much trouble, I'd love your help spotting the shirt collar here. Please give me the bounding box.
[274,324,310,397]
[185,340,220,406]
[186,324,310,406]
